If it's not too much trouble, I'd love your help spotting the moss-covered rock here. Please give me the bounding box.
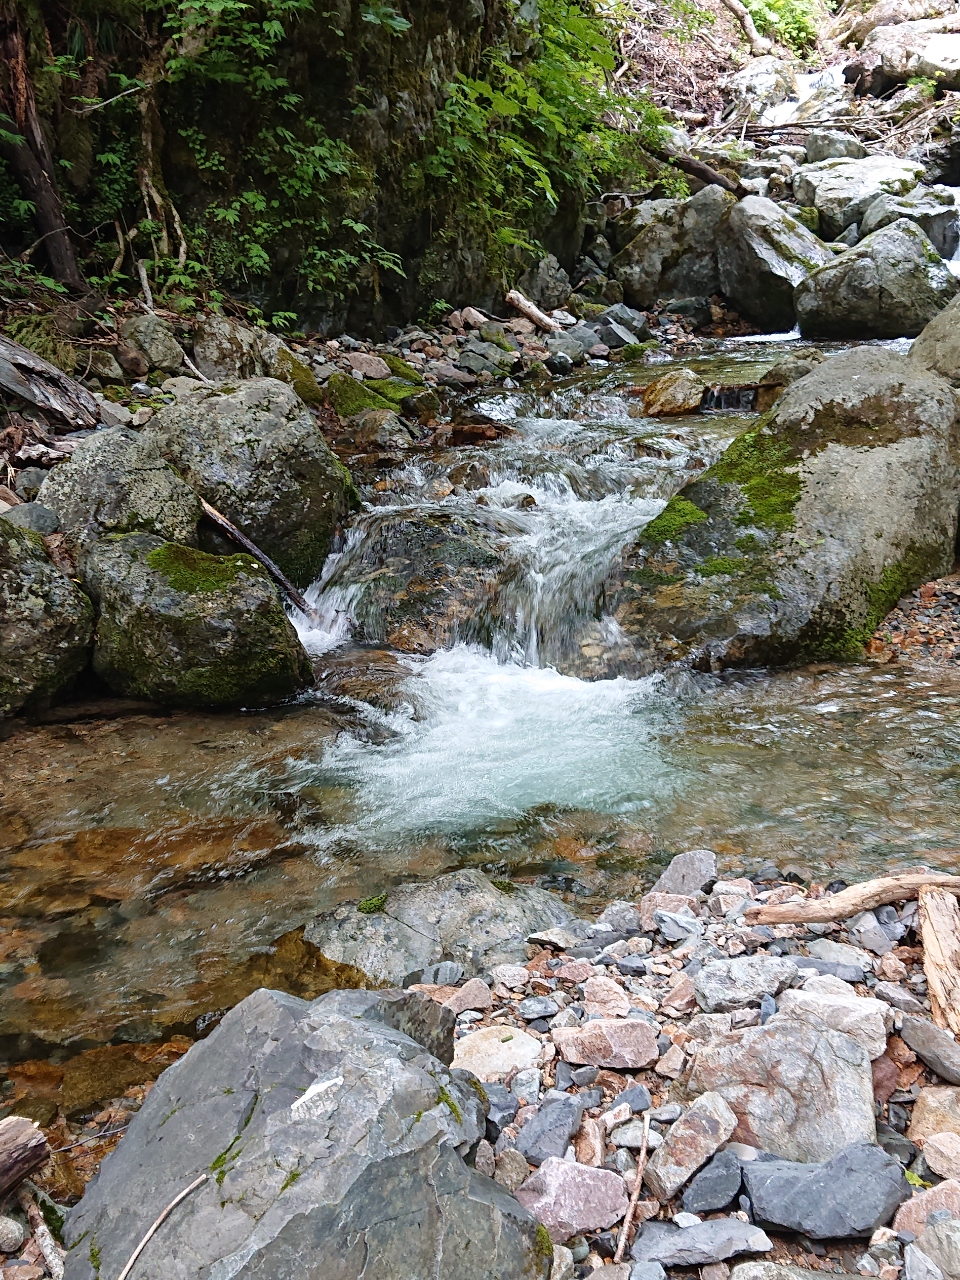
[150,378,358,587]
[37,428,201,558]
[325,372,394,416]
[610,346,960,669]
[83,534,313,708]
[0,517,94,716]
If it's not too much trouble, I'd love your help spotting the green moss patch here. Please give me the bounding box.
[709,423,801,532]
[700,555,742,577]
[643,496,708,544]
[5,315,77,373]
[325,372,393,417]
[820,544,945,658]
[365,378,419,407]
[358,892,387,914]
[270,347,324,405]
[535,1224,554,1258]
[147,543,255,594]
[383,353,424,384]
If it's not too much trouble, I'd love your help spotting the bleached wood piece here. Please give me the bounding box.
[743,871,960,925]
[919,886,960,1037]
[505,289,561,333]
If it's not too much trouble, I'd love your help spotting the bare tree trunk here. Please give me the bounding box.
[0,2,85,290]
[719,0,774,55]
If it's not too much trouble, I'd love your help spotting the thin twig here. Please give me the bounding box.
[116,1173,208,1280]
[613,1112,651,1265]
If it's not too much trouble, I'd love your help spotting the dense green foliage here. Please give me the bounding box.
[742,0,825,52]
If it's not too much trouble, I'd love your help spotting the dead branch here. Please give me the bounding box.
[505,289,561,332]
[0,333,99,429]
[743,870,960,925]
[648,149,750,198]
[116,1173,208,1280]
[0,1117,50,1198]
[17,1187,64,1280]
[719,0,773,55]
[614,1112,651,1264]
[919,887,960,1037]
[199,498,318,621]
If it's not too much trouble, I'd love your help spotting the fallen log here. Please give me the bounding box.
[0,333,99,429]
[743,870,960,925]
[919,887,960,1038]
[504,289,561,333]
[198,497,318,622]
[0,1117,51,1198]
[719,0,773,55]
[17,1187,64,1280]
[647,150,751,200]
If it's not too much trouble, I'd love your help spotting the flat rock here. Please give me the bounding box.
[806,938,873,970]
[652,850,717,896]
[904,1241,945,1280]
[306,869,574,987]
[909,1088,960,1142]
[923,1132,960,1180]
[685,1013,876,1161]
[62,987,545,1280]
[917,1216,960,1280]
[901,1017,960,1086]
[631,1218,772,1267]
[682,1149,743,1213]
[776,988,891,1059]
[732,1267,860,1280]
[695,957,798,1013]
[875,982,925,1014]
[644,1091,737,1201]
[640,892,700,932]
[793,155,926,239]
[742,1140,909,1238]
[444,977,493,1016]
[517,1094,584,1166]
[584,976,631,1018]
[515,1157,630,1243]
[552,1019,659,1070]
[894,1180,960,1235]
[453,1025,542,1080]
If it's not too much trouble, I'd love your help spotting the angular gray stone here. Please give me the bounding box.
[742,1141,910,1238]
[795,219,959,339]
[732,1266,860,1280]
[917,1220,960,1280]
[695,957,798,1013]
[860,186,960,257]
[652,850,717,896]
[631,1218,772,1267]
[716,196,834,331]
[685,1013,876,1161]
[2,502,59,534]
[793,155,926,239]
[38,428,201,557]
[83,533,312,708]
[517,1094,584,1166]
[901,1017,960,1086]
[63,987,548,1280]
[519,254,571,310]
[0,516,93,716]
[848,909,896,955]
[905,1242,946,1280]
[909,291,960,384]
[120,314,184,373]
[306,869,574,987]
[875,982,924,1014]
[485,1083,520,1140]
[518,996,560,1021]
[644,1091,737,1201]
[806,131,867,163]
[682,1149,743,1213]
[151,378,356,587]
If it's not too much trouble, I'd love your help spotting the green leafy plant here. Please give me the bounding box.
[742,0,824,52]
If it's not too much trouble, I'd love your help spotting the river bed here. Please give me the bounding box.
[3,335,959,1060]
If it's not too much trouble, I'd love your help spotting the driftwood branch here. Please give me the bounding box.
[18,1187,64,1280]
[614,1112,651,1265]
[919,887,960,1038]
[505,289,561,332]
[743,871,960,925]
[0,1117,50,1198]
[719,0,774,54]
[0,333,99,429]
[116,1173,208,1280]
[199,498,317,621]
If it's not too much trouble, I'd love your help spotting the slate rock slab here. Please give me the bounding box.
[517,1094,584,1166]
[63,987,548,1280]
[631,1218,772,1266]
[742,1141,910,1238]
[901,1017,960,1086]
[695,957,799,1013]
[682,1149,744,1213]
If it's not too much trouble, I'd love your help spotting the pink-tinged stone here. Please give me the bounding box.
[640,891,700,932]
[346,351,391,379]
[908,1088,960,1142]
[552,1019,659,1070]
[894,1180,960,1234]
[655,1044,687,1079]
[515,1157,629,1243]
[574,1117,605,1166]
[923,1132,960,1180]
[442,977,493,1015]
[584,976,630,1019]
[643,1091,738,1201]
[662,975,698,1017]
[599,1102,633,1135]
[556,961,596,984]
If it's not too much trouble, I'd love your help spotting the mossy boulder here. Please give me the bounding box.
[119,315,185,374]
[37,428,201,558]
[795,219,960,339]
[610,346,960,669]
[150,378,358,588]
[325,372,394,417]
[716,196,834,332]
[0,517,94,716]
[83,534,313,708]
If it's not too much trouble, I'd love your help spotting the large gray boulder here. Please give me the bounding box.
[850,21,960,95]
[793,155,926,239]
[721,56,799,117]
[83,533,312,708]
[610,346,960,670]
[119,314,184,374]
[844,0,956,47]
[0,517,93,716]
[859,185,960,256]
[38,428,201,557]
[716,197,834,331]
[63,987,549,1280]
[305,869,575,986]
[191,316,323,405]
[795,219,959,338]
[684,1013,877,1161]
[610,186,736,308]
[150,378,357,586]
[909,290,960,382]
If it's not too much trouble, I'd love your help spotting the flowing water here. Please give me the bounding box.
[3,336,960,1060]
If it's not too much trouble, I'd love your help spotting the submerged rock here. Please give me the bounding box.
[38,428,201,557]
[716,196,834,332]
[84,533,312,708]
[62,987,548,1280]
[0,516,94,716]
[304,869,574,987]
[795,220,959,338]
[151,378,356,586]
[610,346,960,670]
